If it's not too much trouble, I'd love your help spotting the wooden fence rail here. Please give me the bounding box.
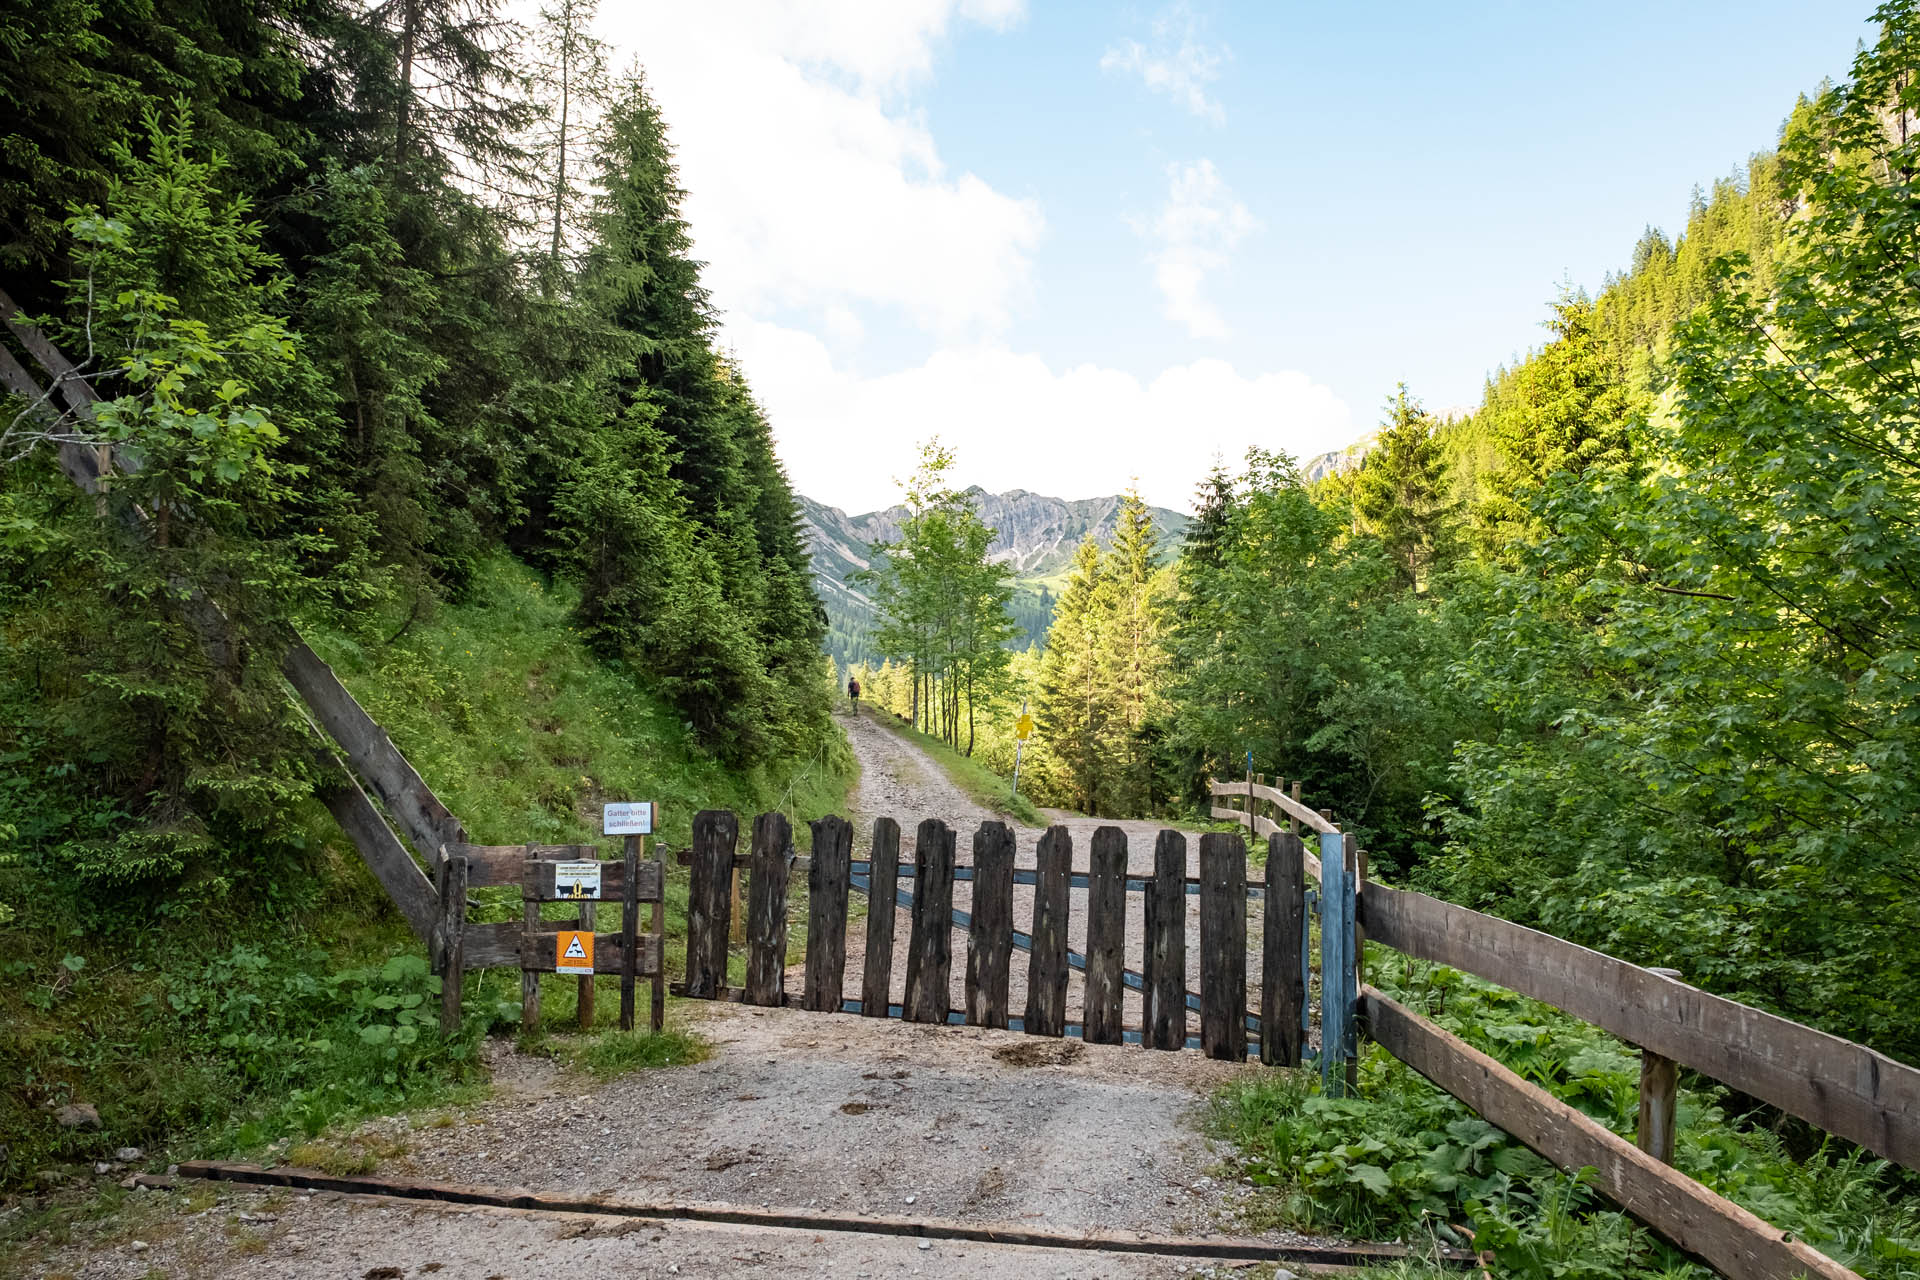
[1360,880,1920,1170]
[1202,773,1913,1279]
[1207,773,1920,1173]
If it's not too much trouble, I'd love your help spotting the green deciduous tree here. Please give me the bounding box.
[861,441,1017,755]
[1435,3,1920,1054]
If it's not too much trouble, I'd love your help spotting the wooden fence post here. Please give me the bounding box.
[1638,967,1685,1163]
[520,843,542,1032]
[1319,832,1356,1093]
[649,841,665,1033]
[1198,832,1248,1061]
[1261,832,1304,1067]
[1144,830,1188,1051]
[861,818,900,1017]
[436,851,468,1036]
[685,811,738,999]
[576,893,596,1032]
[1083,826,1127,1045]
[620,834,640,1032]
[904,819,956,1023]
[966,821,1015,1029]
[744,813,793,1007]
[804,816,853,1012]
[1025,826,1072,1037]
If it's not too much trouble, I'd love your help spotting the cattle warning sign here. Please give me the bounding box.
[554,859,601,899]
[556,929,594,975]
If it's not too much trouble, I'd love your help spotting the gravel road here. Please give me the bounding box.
[837,710,1272,1032]
[17,713,1320,1280]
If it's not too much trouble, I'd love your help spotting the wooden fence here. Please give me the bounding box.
[1208,775,1917,1280]
[672,810,1309,1065]
[8,297,1909,1279]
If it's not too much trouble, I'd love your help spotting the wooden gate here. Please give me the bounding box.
[432,838,666,1036]
[671,810,1321,1065]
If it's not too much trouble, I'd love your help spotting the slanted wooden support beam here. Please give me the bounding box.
[1360,880,1920,1170]
[282,641,466,861]
[1363,988,1858,1280]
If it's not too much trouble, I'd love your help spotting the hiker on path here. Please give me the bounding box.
[847,675,861,717]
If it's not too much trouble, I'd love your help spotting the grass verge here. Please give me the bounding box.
[1,553,855,1200]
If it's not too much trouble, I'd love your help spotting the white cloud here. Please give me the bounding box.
[732,320,1354,513]
[576,3,1350,517]
[1100,4,1229,123]
[1141,159,1257,340]
[595,2,1043,338]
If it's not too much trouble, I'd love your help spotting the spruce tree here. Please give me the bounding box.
[1352,385,1454,592]
[1474,295,1631,555]
[1104,488,1168,811]
[1038,537,1113,814]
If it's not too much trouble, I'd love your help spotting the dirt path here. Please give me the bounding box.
[31,1013,1307,1279]
[839,710,1269,1031]
[24,716,1309,1280]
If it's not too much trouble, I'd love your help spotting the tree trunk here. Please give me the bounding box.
[549,18,570,271]
[965,673,975,757]
[394,0,419,164]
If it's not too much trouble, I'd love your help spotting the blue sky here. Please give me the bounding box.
[596,1,1873,512]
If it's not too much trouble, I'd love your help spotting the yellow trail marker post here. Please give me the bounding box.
[1011,699,1031,802]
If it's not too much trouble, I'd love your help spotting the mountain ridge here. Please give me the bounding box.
[800,486,1190,668]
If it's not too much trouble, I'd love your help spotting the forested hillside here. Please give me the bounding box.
[970,16,1920,1074]
[0,0,832,877]
[0,0,845,1185]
